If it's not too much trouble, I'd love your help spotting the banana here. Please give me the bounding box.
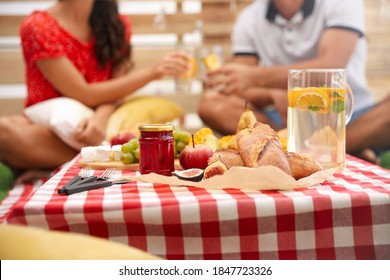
[236,101,257,133]
[106,96,183,140]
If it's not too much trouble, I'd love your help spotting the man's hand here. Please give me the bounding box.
[207,63,259,96]
[269,88,288,127]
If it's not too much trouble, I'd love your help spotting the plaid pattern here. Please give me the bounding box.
[2,155,390,260]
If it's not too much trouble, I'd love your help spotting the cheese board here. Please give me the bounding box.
[78,159,182,171]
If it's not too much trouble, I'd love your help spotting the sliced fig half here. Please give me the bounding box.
[203,156,228,179]
[172,168,204,182]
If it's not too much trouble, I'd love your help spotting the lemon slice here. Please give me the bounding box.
[203,54,221,70]
[296,90,329,112]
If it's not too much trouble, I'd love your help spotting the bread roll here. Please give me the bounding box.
[285,152,322,179]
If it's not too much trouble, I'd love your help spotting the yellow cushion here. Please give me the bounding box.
[106,96,183,141]
[0,224,161,260]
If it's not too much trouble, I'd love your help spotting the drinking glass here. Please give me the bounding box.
[287,69,354,169]
[175,46,196,94]
[199,46,224,90]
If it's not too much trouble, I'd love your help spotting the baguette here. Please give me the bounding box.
[208,149,244,168]
[236,122,292,176]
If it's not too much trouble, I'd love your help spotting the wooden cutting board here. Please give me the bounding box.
[78,159,182,171]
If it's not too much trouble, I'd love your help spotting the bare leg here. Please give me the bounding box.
[14,169,54,185]
[197,90,280,135]
[346,95,390,153]
[0,115,78,170]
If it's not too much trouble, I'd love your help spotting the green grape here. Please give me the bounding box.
[173,143,178,158]
[173,130,180,140]
[122,153,135,164]
[180,131,191,144]
[173,129,191,142]
[129,138,139,149]
[133,148,140,160]
[176,140,186,153]
[121,142,135,154]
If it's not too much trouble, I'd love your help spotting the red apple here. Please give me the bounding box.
[110,132,136,146]
[179,141,213,170]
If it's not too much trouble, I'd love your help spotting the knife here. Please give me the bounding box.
[62,175,82,188]
[62,180,113,195]
[58,176,98,194]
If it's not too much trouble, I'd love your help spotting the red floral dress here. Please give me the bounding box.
[20,11,132,107]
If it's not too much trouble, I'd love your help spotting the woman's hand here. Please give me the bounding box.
[74,103,115,146]
[150,52,190,79]
[74,117,106,146]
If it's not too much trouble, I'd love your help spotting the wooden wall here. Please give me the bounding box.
[0,0,252,84]
[0,0,388,99]
[364,0,390,100]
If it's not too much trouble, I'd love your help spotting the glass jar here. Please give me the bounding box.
[138,124,175,176]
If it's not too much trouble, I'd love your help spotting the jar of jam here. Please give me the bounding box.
[138,124,175,176]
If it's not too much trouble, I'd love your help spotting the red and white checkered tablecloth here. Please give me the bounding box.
[1,154,390,260]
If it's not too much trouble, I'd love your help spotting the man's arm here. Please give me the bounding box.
[212,28,360,95]
[253,28,360,88]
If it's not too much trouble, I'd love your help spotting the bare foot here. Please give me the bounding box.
[14,169,52,185]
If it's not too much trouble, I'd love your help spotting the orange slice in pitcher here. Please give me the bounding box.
[294,88,330,112]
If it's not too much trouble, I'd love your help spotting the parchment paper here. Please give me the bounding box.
[124,165,342,191]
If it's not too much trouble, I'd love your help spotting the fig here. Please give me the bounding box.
[172,168,204,182]
[203,157,228,179]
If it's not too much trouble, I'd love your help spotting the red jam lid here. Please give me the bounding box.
[138,124,175,132]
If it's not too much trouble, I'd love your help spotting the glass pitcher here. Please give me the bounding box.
[287,69,354,169]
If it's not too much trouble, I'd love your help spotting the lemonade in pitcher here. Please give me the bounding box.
[287,69,353,170]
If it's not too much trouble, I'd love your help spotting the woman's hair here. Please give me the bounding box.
[89,0,131,69]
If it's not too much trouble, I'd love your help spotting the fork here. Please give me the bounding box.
[60,169,135,195]
[62,167,92,188]
[96,168,115,181]
[62,168,114,188]
[59,168,117,194]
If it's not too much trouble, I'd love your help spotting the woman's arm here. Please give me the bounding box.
[35,52,189,108]
[74,58,133,145]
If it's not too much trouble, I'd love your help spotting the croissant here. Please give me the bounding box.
[285,152,322,179]
[236,122,292,176]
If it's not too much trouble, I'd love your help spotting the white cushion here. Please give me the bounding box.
[24,97,94,150]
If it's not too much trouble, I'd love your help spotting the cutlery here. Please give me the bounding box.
[61,168,92,188]
[61,178,133,195]
[58,168,115,193]
[57,175,98,194]
[62,180,113,195]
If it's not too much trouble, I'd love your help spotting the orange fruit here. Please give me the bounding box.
[181,57,197,79]
[289,87,329,112]
[203,54,221,71]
